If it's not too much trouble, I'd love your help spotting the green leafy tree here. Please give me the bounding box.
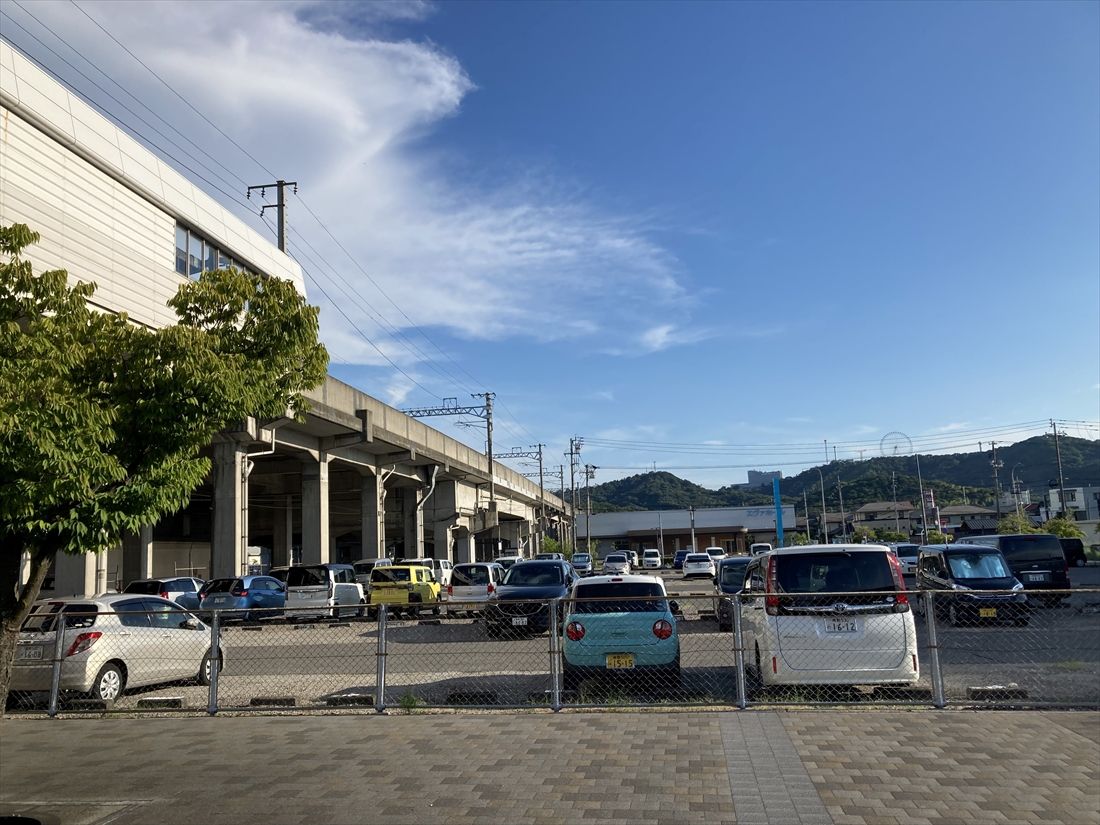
[997,512,1039,535]
[788,532,811,546]
[926,530,951,544]
[851,526,876,543]
[0,224,327,710]
[1041,516,1085,540]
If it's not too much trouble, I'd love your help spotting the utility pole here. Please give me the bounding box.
[916,453,928,544]
[803,488,810,542]
[657,511,665,558]
[498,444,546,553]
[567,437,582,553]
[1052,420,1068,518]
[892,471,900,534]
[990,441,1003,517]
[837,476,848,541]
[247,180,297,252]
[689,505,697,551]
[816,468,828,544]
[584,464,597,552]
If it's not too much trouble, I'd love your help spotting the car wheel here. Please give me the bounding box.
[1076,558,1086,568]
[356,600,366,618]
[197,650,222,686]
[91,663,125,703]
[745,648,763,699]
[432,601,442,616]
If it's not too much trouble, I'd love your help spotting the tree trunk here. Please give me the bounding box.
[0,543,55,716]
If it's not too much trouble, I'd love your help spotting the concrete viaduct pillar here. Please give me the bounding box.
[121,525,154,587]
[402,487,425,558]
[212,439,247,579]
[301,453,331,565]
[360,471,383,559]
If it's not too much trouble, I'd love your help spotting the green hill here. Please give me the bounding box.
[583,435,1099,513]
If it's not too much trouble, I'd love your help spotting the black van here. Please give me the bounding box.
[956,533,1070,603]
[915,544,1029,626]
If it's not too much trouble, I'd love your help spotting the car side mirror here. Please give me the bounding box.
[180,618,200,630]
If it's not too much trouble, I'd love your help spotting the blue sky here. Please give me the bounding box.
[5,0,1099,487]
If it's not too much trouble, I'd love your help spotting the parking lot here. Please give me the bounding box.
[10,565,1098,714]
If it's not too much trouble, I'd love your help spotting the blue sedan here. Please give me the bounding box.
[199,575,286,621]
[562,575,680,692]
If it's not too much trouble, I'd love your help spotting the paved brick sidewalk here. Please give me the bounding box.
[1,710,1097,825]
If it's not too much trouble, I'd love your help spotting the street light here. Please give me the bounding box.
[688,505,696,552]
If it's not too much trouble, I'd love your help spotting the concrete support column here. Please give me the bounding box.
[301,454,331,565]
[361,472,382,558]
[433,522,454,562]
[212,440,247,580]
[52,551,96,597]
[121,524,154,587]
[454,530,473,565]
[272,494,292,567]
[403,487,425,558]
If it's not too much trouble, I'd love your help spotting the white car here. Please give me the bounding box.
[398,557,453,588]
[888,544,920,576]
[121,577,205,605]
[11,595,223,704]
[749,543,773,555]
[642,549,663,569]
[739,544,919,690]
[603,553,631,575]
[352,558,393,592]
[447,562,506,613]
[682,553,716,579]
[705,546,727,566]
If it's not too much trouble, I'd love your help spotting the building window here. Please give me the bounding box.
[175,222,259,281]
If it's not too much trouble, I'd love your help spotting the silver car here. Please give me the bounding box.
[11,595,223,704]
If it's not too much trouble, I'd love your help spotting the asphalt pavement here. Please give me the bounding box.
[1,709,1097,825]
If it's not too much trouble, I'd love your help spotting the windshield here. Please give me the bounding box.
[719,562,749,587]
[371,567,411,584]
[286,567,328,587]
[504,564,564,586]
[894,545,920,560]
[685,554,710,563]
[204,579,238,594]
[22,602,98,631]
[605,554,627,563]
[776,552,895,593]
[573,554,591,563]
[948,553,1010,580]
[122,581,162,594]
[572,582,666,613]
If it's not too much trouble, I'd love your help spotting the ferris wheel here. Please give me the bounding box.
[880,431,913,457]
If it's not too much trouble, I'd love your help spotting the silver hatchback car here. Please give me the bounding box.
[11,595,224,704]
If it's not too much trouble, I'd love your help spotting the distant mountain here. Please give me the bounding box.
[581,435,1100,514]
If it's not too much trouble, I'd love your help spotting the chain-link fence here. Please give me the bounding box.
[6,588,1098,714]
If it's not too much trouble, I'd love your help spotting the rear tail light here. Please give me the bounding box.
[772,656,778,674]
[159,591,170,600]
[912,654,918,672]
[447,585,453,596]
[487,583,495,594]
[886,553,910,612]
[328,581,334,600]
[566,621,585,641]
[652,619,673,640]
[65,632,102,657]
[765,556,779,615]
[231,588,248,597]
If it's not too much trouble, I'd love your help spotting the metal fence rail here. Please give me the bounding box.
[6,588,1098,714]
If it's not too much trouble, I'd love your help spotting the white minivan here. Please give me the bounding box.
[447,562,506,614]
[397,557,453,588]
[642,549,663,569]
[284,564,366,619]
[739,545,918,690]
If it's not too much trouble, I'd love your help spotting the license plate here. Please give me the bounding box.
[824,619,858,633]
[511,617,528,626]
[979,607,998,618]
[606,653,634,669]
[17,646,43,660]
[1027,574,1046,582]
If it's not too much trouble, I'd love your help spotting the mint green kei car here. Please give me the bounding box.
[561,574,680,692]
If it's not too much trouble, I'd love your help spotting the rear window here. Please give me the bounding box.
[573,554,591,563]
[371,567,411,584]
[122,581,162,594]
[776,552,895,593]
[286,566,328,587]
[572,582,665,613]
[719,561,749,587]
[204,579,239,594]
[999,535,1064,564]
[685,554,711,563]
[22,602,98,631]
[644,550,660,557]
[605,554,627,563]
[172,579,197,592]
[504,564,564,586]
[452,566,490,586]
[893,545,920,560]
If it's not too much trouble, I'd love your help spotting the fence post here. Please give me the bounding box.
[47,613,67,718]
[549,599,561,712]
[732,596,747,710]
[207,611,220,716]
[375,605,387,712]
[923,591,946,709]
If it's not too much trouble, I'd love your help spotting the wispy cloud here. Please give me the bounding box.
[931,422,970,433]
[25,0,694,372]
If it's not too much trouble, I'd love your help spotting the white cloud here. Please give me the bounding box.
[21,0,692,368]
[931,422,970,433]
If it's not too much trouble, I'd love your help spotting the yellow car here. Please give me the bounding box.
[369,565,442,618]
